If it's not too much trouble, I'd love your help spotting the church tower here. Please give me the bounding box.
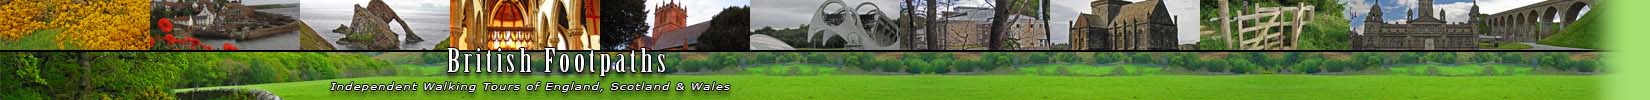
[1441,10,1448,23]
[1409,0,1445,24]
[653,0,688,36]
[1091,0,1130,24]
[1469,0,1481,24]
[1365,0,1383,23]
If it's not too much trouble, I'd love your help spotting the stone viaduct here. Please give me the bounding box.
[1483,0,1593,42]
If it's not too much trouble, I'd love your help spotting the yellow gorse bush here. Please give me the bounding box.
[0,0,48,40]
[47,0,152,50]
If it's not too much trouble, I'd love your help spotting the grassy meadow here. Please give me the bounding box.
[151,52,1600,100]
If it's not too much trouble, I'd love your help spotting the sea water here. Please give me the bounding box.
[301,0,451,50]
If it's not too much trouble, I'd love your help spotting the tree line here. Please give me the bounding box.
[1,52,401,99]
[662,52,1601,75]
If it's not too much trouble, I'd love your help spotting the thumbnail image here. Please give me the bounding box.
[1062,0,1198,50]
[301,0,449,50]
[1201,0,1598,50]
[1347,0,1597,50]
[602,0,751,50]
[0,0,149,50]
[154,0,301,50]
[1198,0,1344,50]
[449,0,601,50]
[751,0,1196,50]
[750,0,902,50]
[915,0,1061,50]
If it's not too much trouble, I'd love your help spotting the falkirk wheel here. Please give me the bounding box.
[806,0,902,50]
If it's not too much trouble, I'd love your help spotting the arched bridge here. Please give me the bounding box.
[1483,0,1593,42]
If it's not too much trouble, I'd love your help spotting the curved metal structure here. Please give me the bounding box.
[805,0,901,50]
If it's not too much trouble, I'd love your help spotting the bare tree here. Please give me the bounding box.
[926,0,939,50]
[905,0,916,49]
[987,0,1009,50]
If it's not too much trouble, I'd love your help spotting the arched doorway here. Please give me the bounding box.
[487,0,534,49]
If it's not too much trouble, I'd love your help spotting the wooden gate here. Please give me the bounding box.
[1211,0,1314,50]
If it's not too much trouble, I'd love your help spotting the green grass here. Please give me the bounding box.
[1538,11,1598,49]
[1298,13,1353,50]
[743,64,838,76]
[1017,64,1163,76]
[0,28,75,50]
[299,21,337,50]
[1389,64,1537,76]
[1482,42,1535,49]
[176,75,1597,99]
[433,38,450,49]
[402,64,448,76]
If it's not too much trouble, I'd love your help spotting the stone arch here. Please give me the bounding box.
[1496,17,1504,31]
[1498,16,1506,26]
[1544,7,1559,23]
[1527,10,1543,39]
[1497,16,1505,26]
[1563,2,1591,24]
[1527,10,1539,25]
[1499,17,1506,33]
[1514,13,1523,25]
[488,0,529,24]
[1525,13,1533,24]
[1498,16,1511,26]
[1491,17,1504,26]
[535,0,564,49]
[1540,7,1559,34]
[1515,13,1524,25]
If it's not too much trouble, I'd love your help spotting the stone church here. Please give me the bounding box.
[630,0,695,50]
[1352,0,1479,50]
[1068,0,1178,50]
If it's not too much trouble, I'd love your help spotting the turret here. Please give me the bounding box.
[1469,0,1481,24]
[1364,0,1383,23]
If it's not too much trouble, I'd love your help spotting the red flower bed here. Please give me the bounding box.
[158,18,173,33]
[155,34,235,50]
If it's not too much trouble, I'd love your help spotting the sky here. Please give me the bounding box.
[1342,0,1590,34]
[645,0,752,36]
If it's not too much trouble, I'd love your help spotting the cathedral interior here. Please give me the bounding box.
[450,0,601,50]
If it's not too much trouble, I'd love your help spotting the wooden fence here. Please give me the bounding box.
[1209,0,1314,50]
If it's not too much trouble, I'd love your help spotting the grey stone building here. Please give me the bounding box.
[1068,0,1177,50]
[942,7,1047,50]
[1352,0,1479,50]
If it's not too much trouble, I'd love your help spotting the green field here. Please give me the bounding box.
[1482,42,1535,50]
[1390,64,1538,76]
[1538,10,1599,49]
[178,75,1597,99]
[0,28,74,50]
[743,64,839,75]
[1017,64,1164,76]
